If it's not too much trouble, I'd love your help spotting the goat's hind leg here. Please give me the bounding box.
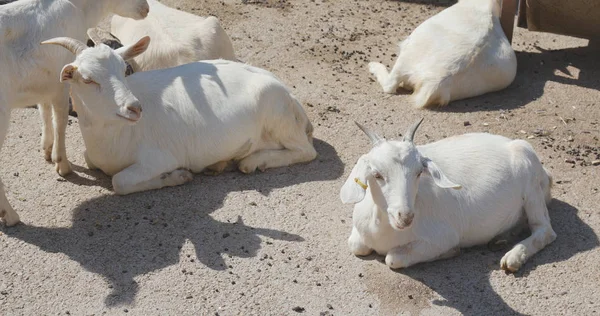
[0,107,20,226]
[500,186,556,272]
[51,91,72,176]
[38,103,54,162]
[238,131,316,174]
[369,56,405,94]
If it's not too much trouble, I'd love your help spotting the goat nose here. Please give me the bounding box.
[397,212,414,226]
[126,104,142,116]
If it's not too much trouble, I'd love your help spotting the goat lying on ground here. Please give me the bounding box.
[0,0,149,226]
[340,119,555,272]
[111,0,237,72]
[43,36,316,195]
[369,0,517,108]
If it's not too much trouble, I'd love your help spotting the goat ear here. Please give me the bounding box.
[116,36,150,61]
[60,64,77,83]
[422,158,462,190]
[340,156,371,204]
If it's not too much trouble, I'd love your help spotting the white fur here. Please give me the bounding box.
[110,0,237,72]
[368,0,517,108]
[341,121,555,272]
[0,0,149,226]
[50,36,316,195]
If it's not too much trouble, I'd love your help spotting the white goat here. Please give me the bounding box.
[42,36,316,195]
[0,0,149,226]
[340,119,556,272]
[369,0,517,108]
[110,0,237,72]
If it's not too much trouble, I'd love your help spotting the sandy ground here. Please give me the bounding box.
[1,0,600,315]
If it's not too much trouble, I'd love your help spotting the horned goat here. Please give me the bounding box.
[368,0,517,108]
[0,0,149,226]
[340,119,555,272]
[43,36,316,195]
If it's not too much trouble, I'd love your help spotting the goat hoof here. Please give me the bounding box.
[56,161,72,177]
[238,160,258,174]
[44,147,52,162]
[385,254,407,269]
[500,244,527,273]
[1,209,20,227]
[164,169,193,186]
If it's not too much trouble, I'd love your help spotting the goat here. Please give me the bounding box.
[368,0,517,108]
[110,0,237,72]
[340,119,556,272]
[0,0,149,226]
[42,36,316,195]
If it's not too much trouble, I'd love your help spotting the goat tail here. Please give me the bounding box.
[541,166,553,205]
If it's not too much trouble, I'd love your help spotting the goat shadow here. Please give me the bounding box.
[365,199,598,315]
[432,44,600,113]
[1,138,344,307]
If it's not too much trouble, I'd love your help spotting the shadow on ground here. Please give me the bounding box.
[364,199,598,315]
[2,138,344,306]
[433,44,600,113]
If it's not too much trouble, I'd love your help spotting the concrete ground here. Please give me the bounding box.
[1,0,599,315]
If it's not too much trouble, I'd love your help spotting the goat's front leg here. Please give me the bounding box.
[51,91,72,176]
[348,226,373,256]
[0,107,19,226]
[111,158,194,195]
[38,103,54,162]
[385,238,460,269]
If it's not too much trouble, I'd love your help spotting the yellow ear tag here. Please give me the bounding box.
[354,178,368,190]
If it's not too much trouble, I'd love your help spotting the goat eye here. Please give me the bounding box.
[82,78,96,85]
[374,172,383,180]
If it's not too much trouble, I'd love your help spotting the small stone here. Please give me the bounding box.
[327,304,333,310]
[482,123,489,126]
[222,233,230,238]
[186,295,193,299]
[519,130,527,134]
[13,172,18,177]
[358,273,364,278]
[292,306,305,313]
[463,121,471,126]
[565,159,576,164]
[408,295,414,299]
[249,202,257,206]
[123,309,128,313]
[592,160,600,166]
[88,231,94,237]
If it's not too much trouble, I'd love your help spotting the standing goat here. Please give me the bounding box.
[110,0,237,72]
[340,119,556,272]
[368,0,517,108]
[0,0,149,226]
[42,36,316,195]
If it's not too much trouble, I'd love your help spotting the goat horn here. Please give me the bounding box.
[403,118,424,143]
[41,37,87,55]
[355,121,384,146]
